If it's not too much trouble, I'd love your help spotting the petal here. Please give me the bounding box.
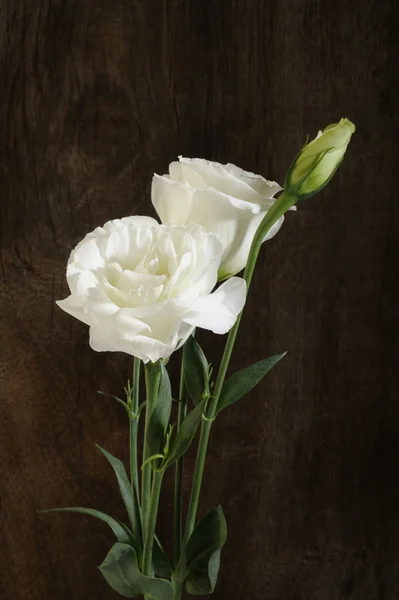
[56,289,119,325]
[225,162,282,198]
[102,215,158,234]
[174,161,206,188]
[69,236,107,274]
[106,221,154,267]
[177,277,247,334]
[168,161,183,182]
[165,224,222,299]
[152,175,195,225]
[90,327,175,363]
[264,215,285,241]
[179,157,276,206]
[89,305,180,363]
[219,213,285,280]
[56,295,93,325]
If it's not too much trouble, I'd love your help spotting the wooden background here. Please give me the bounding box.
[1,1,398,599]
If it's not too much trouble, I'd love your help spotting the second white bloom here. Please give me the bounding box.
[152,157,287,280]
[57,217,246,363]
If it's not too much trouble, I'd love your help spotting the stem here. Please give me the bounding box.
[142,469,164,576]
[183,418,211,543]
[129,357,142,553]
[184,191,296,542]
[173,345,188,564]
[142,363,161,537]
[172,576,183,600]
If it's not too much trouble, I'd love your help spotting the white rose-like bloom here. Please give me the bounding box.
[56,216,246,363]
[152,157,289,280]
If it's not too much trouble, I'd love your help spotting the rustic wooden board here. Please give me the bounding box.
[1,1,398,599]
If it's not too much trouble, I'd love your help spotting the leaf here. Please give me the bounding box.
[97,391,132,418]
[99,543,174,600]
[162,398,207,470]
[146,363,173,461]
[183,336,210,406]
[39,507,133,545]
[153,535,172,578]
[96,445,135,533]
[184,506,227,595]
[216,353,287,415]
[185,550,221,595]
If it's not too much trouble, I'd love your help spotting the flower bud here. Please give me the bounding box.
[285,118,355,199]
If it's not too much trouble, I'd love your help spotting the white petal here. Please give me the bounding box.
[177,277,247,334]
[106,221,154,267]
[70,237,107,274]
[168,161,183,182]
[152,175,195,225]
[56,296,93,325]
[219,213,285,280]
[90,327,175,363]
[179,157,272,205]
[57,289,118,325]
[89,304,180,363]
[177,162,207,188]
[103,215,158,233]
[264,215,285,241]
[225,163,282,198]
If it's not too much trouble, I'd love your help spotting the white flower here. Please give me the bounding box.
[56,216,246,363]
[286,118,355,198]
[151,157,288,280]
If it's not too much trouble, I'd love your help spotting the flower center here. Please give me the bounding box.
[102,232,195,308]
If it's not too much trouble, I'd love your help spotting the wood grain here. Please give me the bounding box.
[1,1,398,599]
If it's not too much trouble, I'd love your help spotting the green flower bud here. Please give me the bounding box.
[285,118,355,199]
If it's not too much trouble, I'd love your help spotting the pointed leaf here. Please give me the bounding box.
[39,507,133,545]
[97,391,132,418]
[162,399,207,470]
[146,363,173,461]
[216,353,287,415]
[153,535,172,578]
[96,445,135,532]
[184,506,227,595]
[99,543,173,600]
[183,336,210,406]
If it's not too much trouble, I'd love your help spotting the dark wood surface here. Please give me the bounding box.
[1,1,398,599]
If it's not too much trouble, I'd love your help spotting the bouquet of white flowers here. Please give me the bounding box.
[43,119,354,599]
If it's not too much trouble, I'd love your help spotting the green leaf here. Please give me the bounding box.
[146,363,173,462]
[99,543,174,599]
[153,535,172,578]
[97,391,132,418]
[162,398,207,470]
[185,550,221,595]
[216,353,287,415]
[183,336,210,405]
[96,445,136,533]
[184,506,227,595]
[39,507,133,545]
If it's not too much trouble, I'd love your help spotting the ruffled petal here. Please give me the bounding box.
[177,277,246,334]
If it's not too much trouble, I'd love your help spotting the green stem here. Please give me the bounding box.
[173,345,188,564]
[172,576,183,600]
[184,191,296,542]
[142,469,164,576]
[129,357,142,554]
[142,363,161,538]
